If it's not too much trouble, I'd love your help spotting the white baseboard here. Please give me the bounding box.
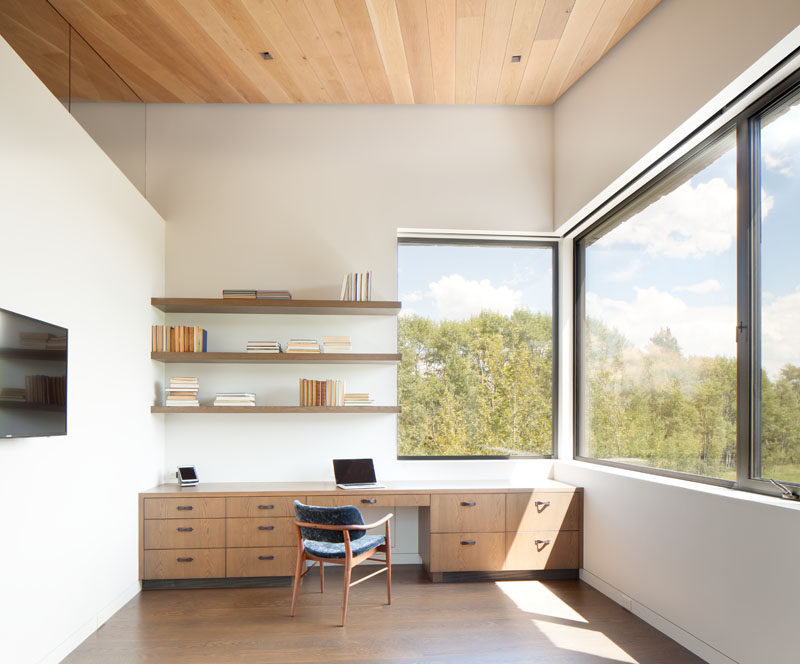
[579,569,738,664]
[39,580,141,664]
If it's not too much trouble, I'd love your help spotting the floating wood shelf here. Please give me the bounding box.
[151,352,401,364]
[0,348,67,361]
[0,401,66,412]
[151,298,402,315]
[151,406,401,414]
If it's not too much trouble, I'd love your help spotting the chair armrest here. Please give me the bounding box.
[294,513,394,532]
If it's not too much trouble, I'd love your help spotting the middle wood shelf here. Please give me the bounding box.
[151,352,401,364]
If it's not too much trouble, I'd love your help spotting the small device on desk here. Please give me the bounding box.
[333,458,385,489]
[176,465,199,487]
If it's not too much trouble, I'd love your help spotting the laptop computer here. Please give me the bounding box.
[333,458,386,490]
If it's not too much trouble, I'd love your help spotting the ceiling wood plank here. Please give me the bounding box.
[475,0,515,105]
[494,0,546,104]
[454,0,485,104]
[606,0,660,54]
[514,0,574,105]
[534,0,604,105]
[303,0,373,103]
[557,0,636,99]
[426,0,456,104]
[364,0,414,103]
[270,0,351,103]
[396,0,435,104]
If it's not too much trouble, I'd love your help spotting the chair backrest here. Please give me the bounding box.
[294,500,367,543]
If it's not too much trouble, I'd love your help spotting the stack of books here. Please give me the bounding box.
[285,339,321,353]
[222,289,256,299]
[246,341,281,353]
[322,336,351,352]
[0,387,26,403]
[344,392,374,407]
[165,377,199,407]
[46,335,67,350]
[19,332,50,349]
[257,290,291,300]
[222,289,292,300]
[152,325,207,352]
[339,272,372,301]
[300,379,344,406]
[213,392,256,407]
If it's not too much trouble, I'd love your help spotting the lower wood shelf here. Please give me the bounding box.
[151,405,401,413]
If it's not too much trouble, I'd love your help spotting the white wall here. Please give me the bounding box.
[553,0,800,230]
[0,38,165,664]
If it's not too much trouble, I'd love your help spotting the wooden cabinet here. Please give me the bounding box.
[144,518,225,549]
[227,547,296,577]
[144,548,225,580]
[430,493,505,532]
[429,533,505,572]
[144,497,225,519]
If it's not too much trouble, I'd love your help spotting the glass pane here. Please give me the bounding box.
[758,90,800,486]
[580,131,737,479]
[397,243,553,457]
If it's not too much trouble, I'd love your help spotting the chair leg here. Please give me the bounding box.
[386,528,392,606]
[290,552,304,617]
[340,559,352,627]
[319,560,324,593]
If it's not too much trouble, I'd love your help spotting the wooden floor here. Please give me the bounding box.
[64,566,704,663]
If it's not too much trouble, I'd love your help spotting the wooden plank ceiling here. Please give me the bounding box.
[47,0,661,104]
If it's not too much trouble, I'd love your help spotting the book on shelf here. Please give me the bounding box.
[299,378,344,406]
[165,377,200,407]
[343,392,374,406]
[21,375,66,405]
[222,290,256,299]
[19,331,67,350]
[256,290,292,299]
[0,387,27,402]
[339,271,372,302]
[151,325,207,353]
[213,392,256,407]
[322,335,352,352]
[286,339,321,353]
[246,340,282,353]
[222,289,293,300]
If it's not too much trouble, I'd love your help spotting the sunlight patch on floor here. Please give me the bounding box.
[531,619,638,663]
[496,580,587,623]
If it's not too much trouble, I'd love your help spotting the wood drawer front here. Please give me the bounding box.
[144,548,225,579]
[227,547,296,577]
[226,496,299,518]
[226,517,294,548]
[430,494,505,533]
[505,492,582,532]
[503,531,581,571]
[144,497,225,520]
[430,533,505,572]
[310,494,399,508]
[144,519,225,549]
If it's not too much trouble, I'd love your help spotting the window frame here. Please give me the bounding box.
[573,63,800,500]
[396,236,559,460]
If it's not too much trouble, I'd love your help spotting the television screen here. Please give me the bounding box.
[0,307,67,438]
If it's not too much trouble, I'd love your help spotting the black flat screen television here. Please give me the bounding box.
[0,307,67,438]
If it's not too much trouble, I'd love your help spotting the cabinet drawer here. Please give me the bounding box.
[144,497,225,520]
[226,517,295,547]
[144,548,225,579]
[226,496,299,518]
[310,494,428,508]
[144,519,225,549]
[505,492,582,532]
[430,533,505,572]
[503,531,581,570]
[430,494,505,533]
[227,547,296,577]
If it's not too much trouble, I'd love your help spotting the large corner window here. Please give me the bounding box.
[397,239,556,458]
[576,68,800,498]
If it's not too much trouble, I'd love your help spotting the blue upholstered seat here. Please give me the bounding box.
[303,534,385,559]
[294,500,385,558]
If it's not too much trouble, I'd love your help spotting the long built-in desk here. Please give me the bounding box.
[139,480,583,586]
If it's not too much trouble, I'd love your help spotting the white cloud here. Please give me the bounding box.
[673,279,722,294]
[428,274,522,320]
[763,102,800,177]
[401,290,423,303]
[607,259,643,282]
[762,286,800,378]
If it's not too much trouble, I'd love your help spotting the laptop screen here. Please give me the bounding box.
[333,458,377,484]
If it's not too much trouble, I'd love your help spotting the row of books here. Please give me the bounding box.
[165,377,199,407]
[152,326,208,353]
[222,290,292,300]
[213,392,255,407]
[286,339,320,353]
[13,375,67,405]
[300,379,344,407]
[340,272,372,301]
[247,341,281,353]
[322,336,352,352]
[19,332,67,350]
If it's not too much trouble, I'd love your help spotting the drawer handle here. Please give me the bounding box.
[176,505,194,511]
[460,501,477,507]
[534,539,551,546]
[258,504,275,510]
[460,540,477,546]
[176,527,194,532]
[258,525,275,531]
[176,557,194,563]
[361,498,377,504]
[535,500,551,509]
[258,555,275,561]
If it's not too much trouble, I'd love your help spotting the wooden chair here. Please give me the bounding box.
[290,500,392,626]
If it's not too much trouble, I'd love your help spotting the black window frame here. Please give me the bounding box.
[397,236,559,460]
[573,62,800,500]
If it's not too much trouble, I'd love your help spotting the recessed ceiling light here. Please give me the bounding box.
[511,55,522,63]
[260,51,274,60]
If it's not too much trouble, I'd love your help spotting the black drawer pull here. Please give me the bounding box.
[258,504,275,510]
[361,498,377,504]
[534,539,551,546]
[460,540,477,546]
[258,525,275,531]
[460,501,477,507]
[176,505,194,511]
[258,555,275,561]
[534,500,551,508]
[176,557,194,563]
[176,527,194,532]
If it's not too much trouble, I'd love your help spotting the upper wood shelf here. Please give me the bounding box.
[151,298,401,315]
[151,405,400,414]
[0,348,67,361]
[151,352,400,364]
